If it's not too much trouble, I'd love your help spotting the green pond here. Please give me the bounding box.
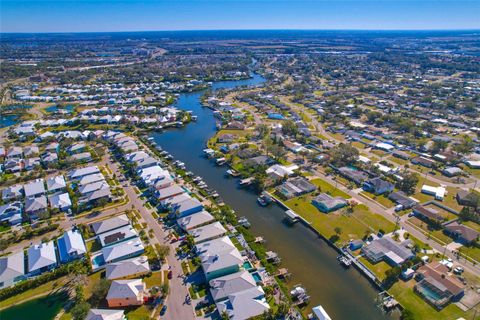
[1,292,67,320]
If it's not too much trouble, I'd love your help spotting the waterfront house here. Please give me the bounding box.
[102,238,145,264]
[106,279,146,307]
[415,261,464,309]
[91,214,130,235]
[362,236,414,266]
[160,193,191,209]
[412,205,445,224]
[27,241,58,275]
[105,256,150,280]
[311,193,348,213]
[69,166,100,180]
[421,185,446,201]
[265,164,299,180]
[189,222,227,244]
[216,286,270,320]
[0,251,26,289]
[177,210,215,231]
[155,184,185,201]
[46,175,67,193]
[209,270,257,302]
[198,237,243,281]
[444,222,479,245]
[99,225,138,247]
[86,309,126,320]
[137,165,169,185]
[362,177,394,195]
[170,197,203,218]
[0,201,23,225]
[57,229,87,263]
[276,176,316,199]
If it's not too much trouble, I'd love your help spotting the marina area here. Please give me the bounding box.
[150,74,396,319]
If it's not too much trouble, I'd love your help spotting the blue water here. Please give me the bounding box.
[0,114,19,128]
[151,74,393,319]
[45,105,75,113]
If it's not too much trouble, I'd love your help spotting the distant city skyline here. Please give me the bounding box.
[1,0,479,33]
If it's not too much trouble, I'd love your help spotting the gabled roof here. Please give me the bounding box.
[24,179,45,197]
[216,286,269,320]
[0,251,25,283]
[25,195,47,212]
[69,166,100,179]
[86,309,125,320]
[105,256,150,280]
[200,246,243,274]
[27,241,57,272]
[58,229,87,258]
[106,279,145,300]
[91,214,130,235]
[102,239,144,262]
[177,210,215,230]
[209,270,256,301]
[444,222,479,243]
[48,192,72,209]
[188,222,227,243]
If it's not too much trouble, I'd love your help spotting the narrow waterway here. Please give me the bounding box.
[151,75,395,319]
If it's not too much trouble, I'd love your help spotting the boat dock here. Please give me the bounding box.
[239,177,254,186]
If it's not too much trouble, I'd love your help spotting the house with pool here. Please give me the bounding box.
[57,229,87,263]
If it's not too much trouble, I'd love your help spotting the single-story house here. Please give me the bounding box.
[69,166,100,180]
[456,190,479,209]
[412,205,445,223]
[99,225,138,247]
[338,167,368,185]
[412,156,436,168]
[25,195,48,219]
[362,236,414,266]
[388,191,417,210]
[46,175,67,193]
[86,309,126,320]
[188,222,227,244]
[415,262,464,309]
[421,185,446,201]
[276,176,316,199]
[177,210,215,231]
[311,193,348,213]
[106,279,146,307]
[48,192,72,211]
[442,167,463,177]
[444,222,479,245]
[102,238,145,264]
[91,214,130,235]
[209,270,257,302]
[24,179,46,198]
[265,164,299,180]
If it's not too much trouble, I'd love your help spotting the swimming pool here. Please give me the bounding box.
[243,260,254,271]
[91,254,105,269]
[251,272,262,283]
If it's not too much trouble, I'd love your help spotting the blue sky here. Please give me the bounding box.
[1,0,479,33]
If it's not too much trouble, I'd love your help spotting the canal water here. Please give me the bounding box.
[151,75,395,319]
[1,292,67,320]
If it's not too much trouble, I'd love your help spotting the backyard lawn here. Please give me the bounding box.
[310,178,350,198]
[389,280,473,320]
[358,257,390,281]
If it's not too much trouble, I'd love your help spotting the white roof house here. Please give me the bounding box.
[0,251,25,289]
[46,175,67,192]
[86,309,126,320]
[209,270,257,302]
[105,256,150,280]
[199,245,243,280]
[91,214,130,235]
[48,192,72,210]
[69,166,100,180]
[99,225,138,247]
[102,239,145,264]
[376,142,395,152]
[24,179,46,198]
[266,164,299,180]
[421,185,447,200]
[27,241,57,274]
[216,286,270,320]
[196,236,237,256]
[78,173,105,186]
[137,165,169,185]
[57,229,87,263]
[177,210,215,230]
[156,184,185,200]
[106,279,145,306]
[188,222,227,244]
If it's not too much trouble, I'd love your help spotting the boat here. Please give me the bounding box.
[238,217,251,228]
[216,157,226,165]
[239,177,254,186]
[191,115,198,121]
[257,192,272,206]
[290,285,310,304]
[284,209,299,223]
[203,148,215,158]
[226,169,240,177]
[337,255,351,268]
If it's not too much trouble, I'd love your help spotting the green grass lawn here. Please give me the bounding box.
[124,305,153,320]
[407,217,451,245]
[351,141,366,149]
[144,271,164,287]
[459,245,480,263]
[358,257,390,281]
[310,178,350,198]
[359,191,395,208]
[284,195,394,244]
[0,276,69,309]
[389,280,471,320]
[388,156,409,166]
[86,239,102,252]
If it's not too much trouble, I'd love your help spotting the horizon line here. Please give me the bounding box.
[2,28,480,35]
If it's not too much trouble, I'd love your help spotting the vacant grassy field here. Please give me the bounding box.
[360,191,395,208]
[407,217,451,245]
